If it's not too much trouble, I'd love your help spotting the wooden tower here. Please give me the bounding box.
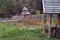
[41,0,60,38]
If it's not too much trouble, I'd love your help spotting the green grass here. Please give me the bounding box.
[0,23,60,40]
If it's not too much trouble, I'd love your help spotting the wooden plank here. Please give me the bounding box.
[42,0,60,13]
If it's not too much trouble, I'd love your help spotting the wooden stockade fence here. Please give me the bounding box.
[0,19,22,25]
[0,15,42,26]
[0,15,42,25]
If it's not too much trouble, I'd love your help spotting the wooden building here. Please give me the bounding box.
[41,0,60,38]
[21,6,31,18]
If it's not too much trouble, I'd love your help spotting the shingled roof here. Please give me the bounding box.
[22,7,28,11]
[21,7,31,15]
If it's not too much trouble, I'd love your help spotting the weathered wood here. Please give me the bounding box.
[48,14,52,38]
[42,14,45,34]
[57,14,60,28]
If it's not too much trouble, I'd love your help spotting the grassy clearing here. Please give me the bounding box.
[0,23,60,40]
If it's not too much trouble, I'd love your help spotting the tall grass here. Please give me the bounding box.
[0,23,59,40]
